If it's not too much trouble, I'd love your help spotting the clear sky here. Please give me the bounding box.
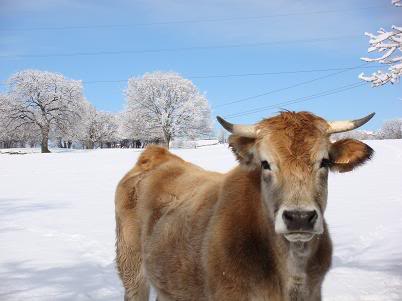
[0,0,401,130]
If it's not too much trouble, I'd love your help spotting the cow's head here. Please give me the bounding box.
[217,111,374,242]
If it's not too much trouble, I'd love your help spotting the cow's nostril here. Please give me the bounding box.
[283,211,294,221]
[307,210,318,225]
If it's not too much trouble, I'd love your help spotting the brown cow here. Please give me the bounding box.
[115,111,374,301]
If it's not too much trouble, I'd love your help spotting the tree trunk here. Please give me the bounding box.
[57,137,63,148]
[41,128,51,153]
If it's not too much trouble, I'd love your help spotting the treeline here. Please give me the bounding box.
[1,70,400,152]
[0,70,212,152]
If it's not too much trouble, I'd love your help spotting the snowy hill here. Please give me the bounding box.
[0,141,401,300]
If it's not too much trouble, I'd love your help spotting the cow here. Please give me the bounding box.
[115,111,375,301]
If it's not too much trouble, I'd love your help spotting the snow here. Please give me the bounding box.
[1,141,402,300]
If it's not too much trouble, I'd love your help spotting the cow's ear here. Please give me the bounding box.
[228,135,257,166]
[329,139,373,173]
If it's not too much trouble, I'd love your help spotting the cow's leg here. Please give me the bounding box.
[115,171,149,301]
[117,233,149,301]
[116,146,174,300]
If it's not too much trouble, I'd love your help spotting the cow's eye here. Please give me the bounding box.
[261,160,271,170]
[320,158,332,169]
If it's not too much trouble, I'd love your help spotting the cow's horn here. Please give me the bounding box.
[327,112,375,134]
[216,116,256,138]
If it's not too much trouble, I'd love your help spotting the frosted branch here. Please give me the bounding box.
[360,18,402,86]
[392,0,401,7]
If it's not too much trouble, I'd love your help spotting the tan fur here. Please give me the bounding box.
[115,112,373,301]
[115,146,182,301]
[329,139,374,172]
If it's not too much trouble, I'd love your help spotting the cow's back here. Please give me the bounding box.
[134,146,223,300]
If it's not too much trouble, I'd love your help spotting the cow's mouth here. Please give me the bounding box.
[284,232,315,242]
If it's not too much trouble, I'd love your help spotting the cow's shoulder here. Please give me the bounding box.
[135,145,183,172]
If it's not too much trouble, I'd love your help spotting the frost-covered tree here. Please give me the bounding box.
[119,109,158,142]
[52,100,86,149]
[359,1,401,86]
[4,70,85,152]
[0,93,40,148]
[125,71,212,148]
[0,94,11,139]
[51,121,78,148]
[78,103,119,149]
[96,111,119,148]
[378,119,402,139]
[218,128,227,144]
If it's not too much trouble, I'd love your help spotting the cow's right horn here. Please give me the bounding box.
[216,116,256,138]
[327,112,376,134]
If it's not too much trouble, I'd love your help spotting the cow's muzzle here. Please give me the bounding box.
[283,210,317,231]
[275,207,323,242]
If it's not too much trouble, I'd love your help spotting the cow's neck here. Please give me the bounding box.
[259,183,315,299]
[260,205,314,299]
[284,240,311,301]
[265,219,316,301]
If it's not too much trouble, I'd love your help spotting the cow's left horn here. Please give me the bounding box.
[327,112,375,134]
[216,116,256,138]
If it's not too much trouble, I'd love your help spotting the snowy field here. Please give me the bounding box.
[0,141,401,301]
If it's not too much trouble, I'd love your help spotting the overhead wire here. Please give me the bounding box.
[213,64,369,108]
[82,65,380,84]
[221,82,367,119]
[0,5,386,32]
[0,65,380,87]
[0,35,361,59]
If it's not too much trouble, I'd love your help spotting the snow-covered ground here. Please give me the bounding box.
[0,141,401,300]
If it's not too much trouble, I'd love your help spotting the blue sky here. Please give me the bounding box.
[0,0,401,130]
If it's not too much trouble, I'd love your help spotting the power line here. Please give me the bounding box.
[213,64,368,108]
[223,81,366,118]
[222,82,366,119]
[84,65,380,84]
[0,35,360,59]
[0,5,386,32]
[0,65,381,86]
[222,82,367,119]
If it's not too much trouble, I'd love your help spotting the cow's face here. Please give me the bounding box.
[218,111,374,242]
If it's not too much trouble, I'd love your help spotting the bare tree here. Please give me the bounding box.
[4,70,85,153]
[359,1,401,86]
[125,71,212,148]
